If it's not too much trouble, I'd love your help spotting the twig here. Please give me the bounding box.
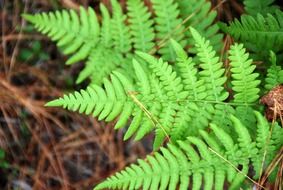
[8,0,29,80]
[1,34,47,41]
[60,0,80,10]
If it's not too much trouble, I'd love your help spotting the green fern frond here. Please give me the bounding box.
[227,43,261,131]
[220,10,283,59]
[265,51,283,90]
[243,0,279,16]
[127,0,155,52]
[190,27,228,102]
[46,49,193,149]
[110,0,132,53]
[171,39,206,100]
[46,29,267,149]
[228,43,260,103]
[24,0,226,85]
[176,0,223,52]
[22,7,100,65]
[151,0,186,61]
[99,4,112,48]
[94,112,283,190]
[228,43,260,130]
[46,73,133,127]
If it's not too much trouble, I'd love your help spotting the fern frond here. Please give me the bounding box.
[265,51,283,90]
[47,50,193,149]
[110,0,132,53]
[127,0,155,52]
[243,0,279,16]
[47,56,179,148]
[176,0,223,52]
[227,43,261,131]
[171,39,206,100]
[170,38,217,139]
[228,43,260,103]
[29,2,283,187]
[151,0,185,61]
[94,112,283,190]
[46,73,133,127]
[99,4,112,48]
[220,10,283,59]
[190,27,228,101]
[24,0,228,85]
[46,29,268,150]
[22,7,100,65]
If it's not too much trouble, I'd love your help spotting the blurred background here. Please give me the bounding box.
[0,0,281,190]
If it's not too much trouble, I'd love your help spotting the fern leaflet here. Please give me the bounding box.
[220,10,283,60]
[243,0,279,16]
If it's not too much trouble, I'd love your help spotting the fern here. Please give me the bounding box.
[229,43,260,103]
[99,4,112,48]
[190,27,228,102]
[23,7,100,65]
[176,0,223,52]
[243,0,280,16]
[110,0,132,53]
[220,10,283,60]
[94,111,283,190]
[265,51,283,90]
[151,0,185,61]
[46,28,262,150]
[22,2,283,188]
[127,0,155,52]
[172,38,206,100]
[23,0,223,85]
[23,1,283,189]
